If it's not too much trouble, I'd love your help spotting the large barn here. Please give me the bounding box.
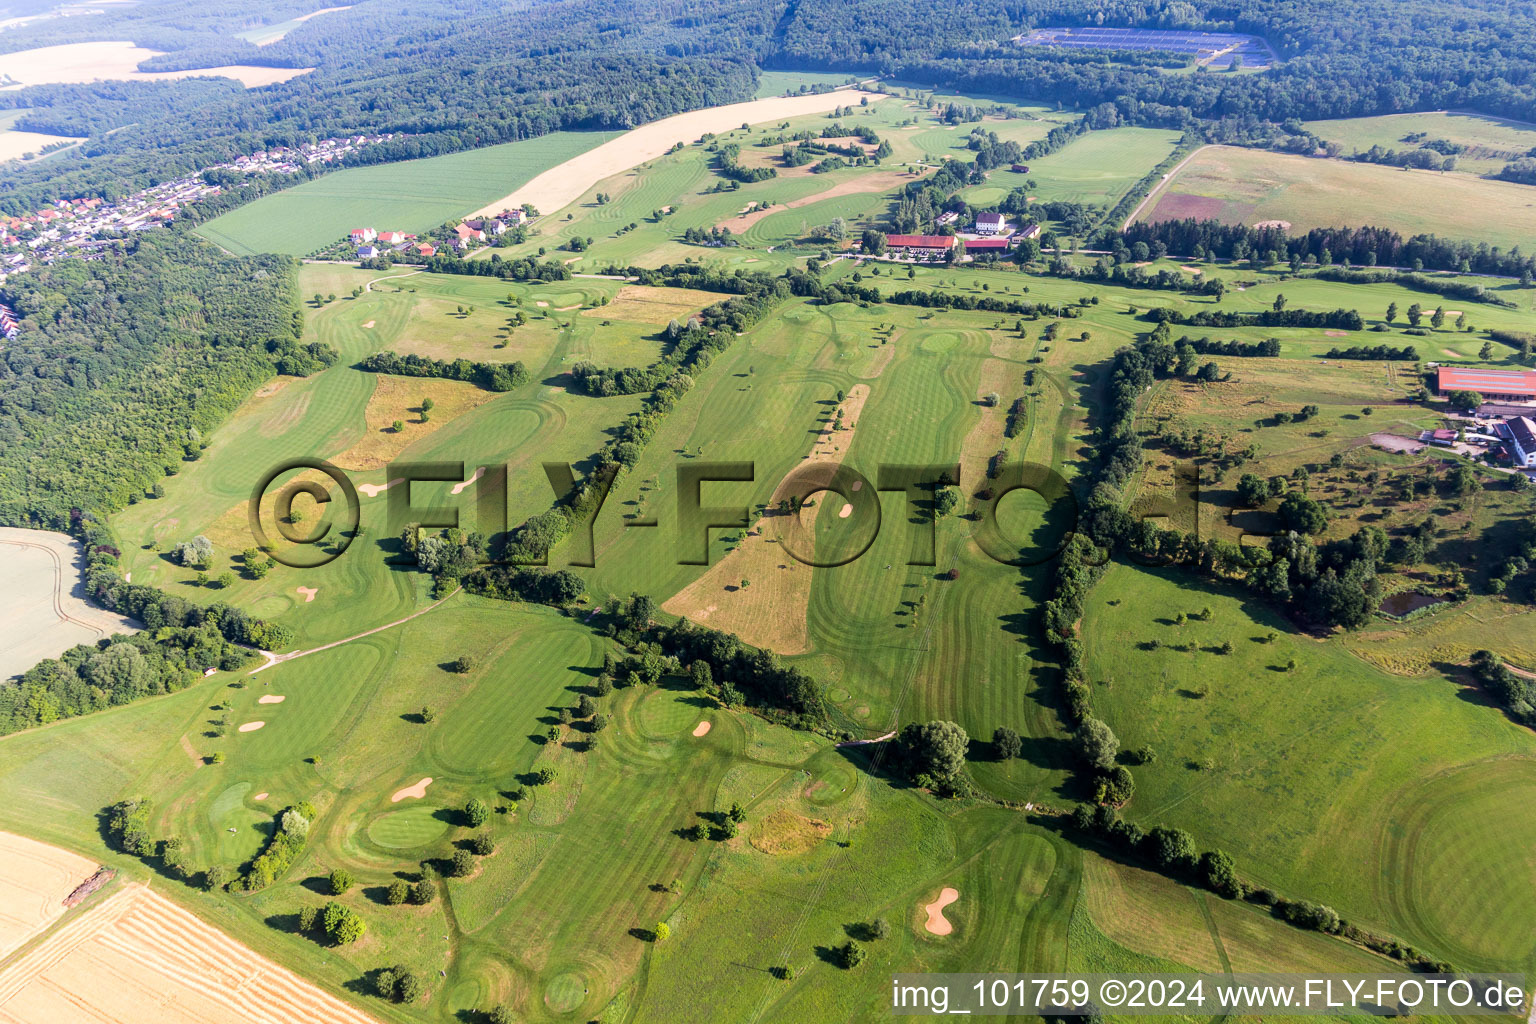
[1435,366,1536,403]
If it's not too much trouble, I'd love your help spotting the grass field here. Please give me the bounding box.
[110,263,655,648]
[1082,564,1536,971]
[195,131,622,257]
[1302,110,1536,176]
[8,84,1536,1024]
[1139,143,1536,248]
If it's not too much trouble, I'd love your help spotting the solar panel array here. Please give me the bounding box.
[1016,27,1276,69]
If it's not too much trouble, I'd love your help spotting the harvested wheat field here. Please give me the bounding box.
[0,883,381,1024]
[0,42,312,89]
[580,285,726,325]
[662,385,870,653]
[466,87,883,219]
[0,832,101,962]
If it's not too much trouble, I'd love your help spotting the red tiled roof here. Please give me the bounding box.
[1437,367,1536,397]
[963,237,1013,249]
[886,234,955,248]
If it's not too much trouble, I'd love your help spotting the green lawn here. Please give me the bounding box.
[195,131,622,256]
[1302,110,1536,176]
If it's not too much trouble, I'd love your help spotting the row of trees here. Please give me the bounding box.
[357,351,529,392]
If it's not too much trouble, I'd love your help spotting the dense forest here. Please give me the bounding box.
[0,231,310,528]
[8,0,1536,215]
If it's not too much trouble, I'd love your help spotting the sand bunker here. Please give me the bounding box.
[692,721,712,737]
[923,887,960,935]
[257,695,285,705]
[391,777,433,803]
[838,503,853,518]
[253,792,269,800]
[295,587,317,603]
[237,721,265,733]
[450,466,485,495]
[357,478,403,497]
[361,320,375,328]
[468,87,884,220]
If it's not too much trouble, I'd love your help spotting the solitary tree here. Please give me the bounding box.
[465,798,490,828]
[329,868,353,895]
[992,726,1022,760]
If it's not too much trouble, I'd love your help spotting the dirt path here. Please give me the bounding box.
[835,730,895,747]
[250,586,460,675]
[1122,144,1210,230]
[466,86,883,220]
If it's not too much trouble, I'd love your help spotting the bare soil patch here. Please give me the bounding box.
[581,285,726,325]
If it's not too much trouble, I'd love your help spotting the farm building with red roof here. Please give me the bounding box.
[1435,367,1536,402]
[883,234,956,257]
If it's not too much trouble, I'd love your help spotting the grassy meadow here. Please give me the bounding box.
[195,131,622,257]
[1139,143,1536,249]
[1302,110,1536,176]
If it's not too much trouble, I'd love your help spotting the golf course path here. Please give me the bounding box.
[364,269,423,292]
[250,586,460,674]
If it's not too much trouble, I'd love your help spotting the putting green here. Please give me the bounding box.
[544,971,587,1013]
[367,804,449,849]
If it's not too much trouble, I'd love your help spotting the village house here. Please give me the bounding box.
[350,227,377,244]
[973,211,1006,235]
[356,244,379,259]
[1503,417,1536,467]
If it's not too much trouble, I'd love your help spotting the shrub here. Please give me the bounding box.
[329,868,353,895]
[833,940,866,969]
[386,880,409,905]
[450,849,474,877]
